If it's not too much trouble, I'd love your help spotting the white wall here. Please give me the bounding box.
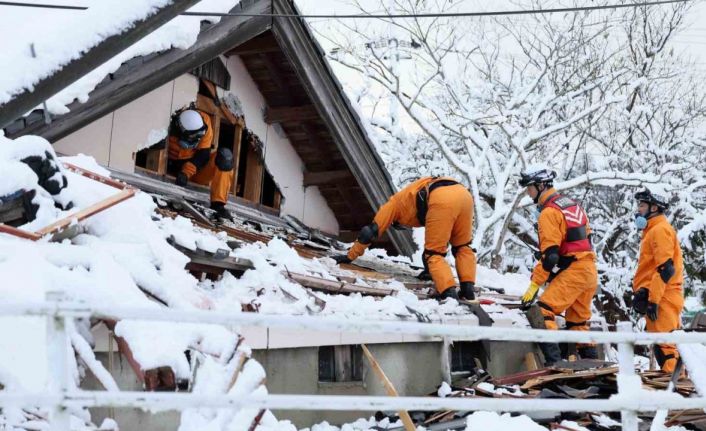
[54,113,112,164]
[51,59,339,234]
[223,55,339,235]
[55,76,199,172]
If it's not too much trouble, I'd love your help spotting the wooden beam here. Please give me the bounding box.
[0,0,200,129]
[11,0,272,141]
[259,53,291,97]
[264,104,318,124]
[303,169,351,186]
[243,145,264,203]
[360,345,417,431]
[226,32,281,56]
[270,0,415,257]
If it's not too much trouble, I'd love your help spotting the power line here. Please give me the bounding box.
[0,0,692,19]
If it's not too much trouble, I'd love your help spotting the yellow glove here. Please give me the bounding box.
[521,281,541,308]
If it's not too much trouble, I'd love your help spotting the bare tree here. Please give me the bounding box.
[317,1,706,280]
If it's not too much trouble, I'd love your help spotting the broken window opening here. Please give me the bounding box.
[261,170,279,208]
[318,345,363,382]
[133,73,280,212]
[450,341,485,373]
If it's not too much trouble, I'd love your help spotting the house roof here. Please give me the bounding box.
[2,0,415,257]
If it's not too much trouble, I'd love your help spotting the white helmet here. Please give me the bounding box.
[178,110,205,131]
[175,110,207,149]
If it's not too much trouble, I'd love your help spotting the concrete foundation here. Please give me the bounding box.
[81,340,538,429]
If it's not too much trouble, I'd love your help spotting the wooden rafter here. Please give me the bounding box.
[10,0,272,141]
[264,104,319,124]
[0,0,200,129]
[303,169,352,186]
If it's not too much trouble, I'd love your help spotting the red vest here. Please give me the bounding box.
[542,193,592,255]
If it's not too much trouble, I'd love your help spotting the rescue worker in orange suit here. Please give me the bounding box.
[519,165,598,365]
[333,177,477,301]
[631,189,684,373]
[167,108,235,222]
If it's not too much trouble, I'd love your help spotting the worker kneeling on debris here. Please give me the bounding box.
[632,189,684,373]
[333,176,477,301]
[519,164,598,365]
[167,107,235,222]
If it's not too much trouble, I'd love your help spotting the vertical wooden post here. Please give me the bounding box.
[231,120,244,196]
[361,344,416,431]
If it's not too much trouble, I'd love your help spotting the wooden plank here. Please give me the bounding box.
[360,344,416,431]
[259,53,291,97]
[63,162,131,190]
[232,124,244,196]
[0,0,201,129]
[0,224,42,240]
[525,352,540,371]
[285,272,397,297]
[303,169,351,186]
[243,144,264,203]
[13,1,272,141]
[264,104,319,124]
[226,32,281,56]
[521,367,619,390]
[36,189,136,237]
[492,369,555,386]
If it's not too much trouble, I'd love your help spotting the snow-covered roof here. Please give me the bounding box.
[0,0,239,114]
[0,0,416,257]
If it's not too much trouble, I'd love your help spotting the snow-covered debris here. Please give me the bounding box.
[0,136,282,430]
[465,411,544,430]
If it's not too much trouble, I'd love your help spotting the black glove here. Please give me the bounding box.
[333,254,352,264]
[417,269,432,281]
[176,172,188,187]
[632,287,649,315]
[533,249,542,260]
[647,302,659,321]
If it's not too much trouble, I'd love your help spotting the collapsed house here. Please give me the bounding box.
[2,1,703,431]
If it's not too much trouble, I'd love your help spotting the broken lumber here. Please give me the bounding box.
[361,344,416,431]
[286,272,397,297]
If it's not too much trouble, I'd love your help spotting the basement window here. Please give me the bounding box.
[318,345,364,382]
[450,341,485,373]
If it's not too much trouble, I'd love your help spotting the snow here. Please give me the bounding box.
[0,138,276,429]
[465,411,544,430]
[437,381,452,397]
[0,0,240,115]
[0,139,520,430]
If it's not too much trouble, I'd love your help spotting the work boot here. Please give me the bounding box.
[577,345,599,360]
[539,342,562,366]
[432,287,459,302]
[210,202,234,222]
[459,281,476,301]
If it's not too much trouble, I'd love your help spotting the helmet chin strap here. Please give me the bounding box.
[532,184,545,204]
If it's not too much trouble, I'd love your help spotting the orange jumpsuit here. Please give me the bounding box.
[168,112,234,204]
[346,177,476,293]
[633,214,684,373]
[533,189,597,334]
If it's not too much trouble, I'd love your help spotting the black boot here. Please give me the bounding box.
[432,287,459,301]
[459,281,476,301]
[577,345,599,360]
[539,342,562,366]
[210,202,234,222]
